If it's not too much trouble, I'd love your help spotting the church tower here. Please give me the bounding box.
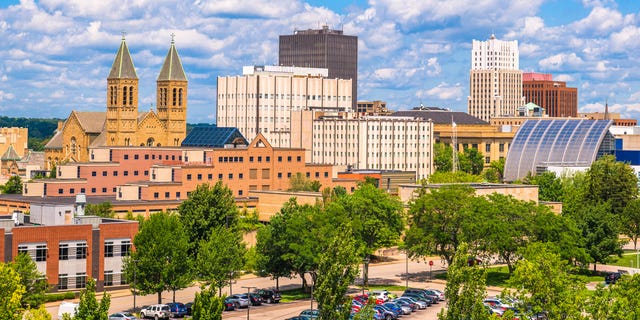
[106,35,139,146]
[157,36,188,146]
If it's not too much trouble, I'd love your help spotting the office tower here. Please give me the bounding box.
[522,72,578,117]
[468,35,524,121]
[279,25,358,109]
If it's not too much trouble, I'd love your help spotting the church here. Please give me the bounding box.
[44,36,188,167]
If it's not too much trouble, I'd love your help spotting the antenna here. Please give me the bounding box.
[452,115,458,173]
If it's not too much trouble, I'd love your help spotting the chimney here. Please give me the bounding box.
[57,120,64,132]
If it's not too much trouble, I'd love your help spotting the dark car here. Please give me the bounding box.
[184,302,193,316]
[404,288,439,304]
[166,302,188,318]
[605,272,622,284]
[223,297,236,311]
[254,288,282,303]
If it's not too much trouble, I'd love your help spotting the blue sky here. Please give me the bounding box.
[0,0,640,123]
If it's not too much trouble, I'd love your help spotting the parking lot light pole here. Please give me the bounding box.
[132,259,139,311]
[362,257,370,295]
[242,286,257,320]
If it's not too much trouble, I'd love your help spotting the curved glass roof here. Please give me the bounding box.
[504,119,613,181]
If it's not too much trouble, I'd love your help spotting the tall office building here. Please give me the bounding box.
[468,35,524,121]
[522,72,578,117]
[279,25,358,109]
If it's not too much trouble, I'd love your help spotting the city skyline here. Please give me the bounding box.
[0,0,639,123]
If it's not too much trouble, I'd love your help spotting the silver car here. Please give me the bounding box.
[109,313,138,320]
[227,294,250,308]
[396,296,428,309]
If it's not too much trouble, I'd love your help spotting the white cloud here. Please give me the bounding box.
[538,53,584,71]
[416,83,463,100]
[554,74,575,82]
[0,90,15,101]
[195,0,302,18]
[571,6,624,35]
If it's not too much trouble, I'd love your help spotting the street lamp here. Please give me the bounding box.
[241,286,257,320]
[405,250,409,289]
[305,271,315,310]
[362,257,370,295]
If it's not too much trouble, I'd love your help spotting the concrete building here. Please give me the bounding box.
[0,127,28,158]
[522,72,577,117]
[356,100,391,116]
[399,182,540,205]
[0,201,137,291]
[216,66,352,148]
[279,25,358,108]
[290,111,434,180]
[579,111,637,127]
[468,35,524,121]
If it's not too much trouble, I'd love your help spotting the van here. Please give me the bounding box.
[58,301,79,319]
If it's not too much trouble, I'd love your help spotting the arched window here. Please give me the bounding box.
[129,86,133,105]
[173,88,177,106]
[147,138,155,146]
[70,137,77,156]
[178,88,183,106]
[123,86,128,105]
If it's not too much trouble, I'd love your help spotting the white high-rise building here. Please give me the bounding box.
[468,35,524,121]
[216,66,352,147]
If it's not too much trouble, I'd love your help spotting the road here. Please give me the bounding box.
[48,254,478,319]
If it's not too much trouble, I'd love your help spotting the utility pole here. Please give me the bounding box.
[242,286,257,320]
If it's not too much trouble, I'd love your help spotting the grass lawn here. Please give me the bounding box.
[280,288,309,303]
[608,252,640,268]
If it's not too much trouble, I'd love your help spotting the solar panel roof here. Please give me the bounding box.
[181,126,247,148]
[504,119,613,181]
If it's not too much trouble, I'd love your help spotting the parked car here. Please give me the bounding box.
[108,312,137,320]
[166,302,188,318]
[227,294,250,308]
[223,297,236,311]
[369,290,391,302]
[384,301,410,315]
[254,288,282,303]
[247,293,263,306]
[184,302,193,316]
[404,288,440,304]
[373,304,398,320]
[605,272,622,284]
[402,291,435,305]
[396,296,428,309]
[393,298,417,312]
[140,304,170,319]
[425,288,446,301]
[299,309,319,319]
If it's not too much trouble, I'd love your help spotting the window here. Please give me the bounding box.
[197,174,202,181]
[58,274,68,290]
[121,241,131,256]
[176,192,181,199]
[59,244,69,260]
[239,190,243,196]
[287,172,292,178]
[35,245,47,262]
[102,187,107,193]
[258,156,262,162]
[104,241,114,257]
[58,188,63,194]
[266,156,270,162]
[102,171,107,176]
[80,188,85,193]
[69,188,75,194]
[278,172,282,178]
[113,187,117,192]
[324,172,329,178]
[239,173,243,179]
[306,172,310,178]
[76,242,87,259]
[249,169,257,179]
[218,173,223,179]
[124,154,129,160]
[145,154,149,160]
[228,173,233,179]
[113,171,118,176]
[134,154,139,160]
[144,170,149,176]
[278,156,282,162]
[499,143,505,152]
[485,156,491,164]
[208,174,213,180]
[123,171,128,176]
[287,156,292,162]
[91,171,97,177]
[165,192,170,199]
[187,174,192,181]
[154,192,159,199]
[104,271,113,286]
[91,188,96,193]
[249,156,254,162]
[297,156,301,162]
[485,144,491,152]
[75,273,86,289]
[134,171,139,176]
[315,172,319,178]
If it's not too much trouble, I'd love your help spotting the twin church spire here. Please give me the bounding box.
[106,35,187,147]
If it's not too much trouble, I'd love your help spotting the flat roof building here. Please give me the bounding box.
[522,72,577,117]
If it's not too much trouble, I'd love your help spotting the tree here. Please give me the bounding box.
[405,184,476,266]
[194,226,246,296]
[459,148,484,175]
[505,243,586,320]
[525,171,564,202]
[11,252,48,309]
[585,274,640,319]
[622,198,640,250]
[73,278,110,320]
[191,287,224,320]
[529,207,588,265]
[178,182,238,254]
[428,171,483,183]
[336,183,404,284]
[84,202,114,218]
[438,242,489,320]
[584,155,638,215]
[123,212,191,304]
[255,217,293,289]
[2,175,23,194]
[288,173,321,191]
[0,262,25,320]
[49,163,57,178]
[315,227,360,320]
[433,143,453,172]
[22,306,51,320]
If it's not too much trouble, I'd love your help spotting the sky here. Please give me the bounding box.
[0,0,640,123]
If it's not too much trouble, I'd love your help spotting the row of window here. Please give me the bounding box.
[59,243,87,260]
[58,273,86,290]
[59,187,118,195]
[91,170,148,177]
[122,154,182,161]
[215,155,302,164]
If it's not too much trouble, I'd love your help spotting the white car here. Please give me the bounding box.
[57,302,78,320]
[140,304,170,319]
[369,290,391,302]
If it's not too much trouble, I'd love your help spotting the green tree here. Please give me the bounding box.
[529,207,588,265]
[622,198,640,250]
[428,171,483,183]
[288,172,321,191]
[438,242,489,320]
[0,262,25,320]
[505,243,585,320]
[584,155,638,215]
[336,183,404,284]
[585,274,640,319]
[405,184,476,266]
[2,175,23,194]
[194,226,246,296]
[123,212,191,303]
[84,202,114,218]
[315,227,360,320]
[525,171,564,202]
[49,163,57,178]
[22,306,52,320]
[178,182,238,254]
[191,287,224,320]
[255,214,293,289]
[11,252,48,309]
[73,278,110,320]
[433,143,453,172]
[459,148,484,175]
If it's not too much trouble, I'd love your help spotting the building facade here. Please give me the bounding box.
[522,72,577,117]
[216,66,352,147]
[45,37,188,166]
[0,127,28,159]
[290,111,434,180]
[468,35,524,121]
[279,25,358,109]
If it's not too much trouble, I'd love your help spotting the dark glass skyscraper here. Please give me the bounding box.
[279,25,358,109]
